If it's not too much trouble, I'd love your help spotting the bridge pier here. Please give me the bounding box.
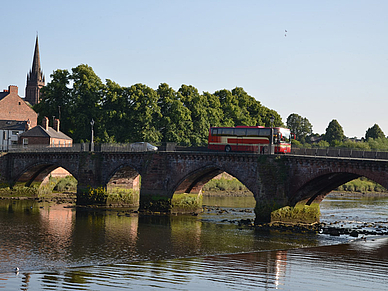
[137,193,203,214]
[268,201,321,225]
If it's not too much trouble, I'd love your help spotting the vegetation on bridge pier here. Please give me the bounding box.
[138,193,203,214]
[77,186,139,208]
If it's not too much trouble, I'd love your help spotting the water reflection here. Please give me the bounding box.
[1,195,388,290]
[0,199,324,275]
[7,237,384,290]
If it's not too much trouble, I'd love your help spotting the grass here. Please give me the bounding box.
[337,177,387,193]
[202,178,247,192]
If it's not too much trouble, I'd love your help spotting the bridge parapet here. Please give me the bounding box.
[291,147,388,160]
[4,143,388,161]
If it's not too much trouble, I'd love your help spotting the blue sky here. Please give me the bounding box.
[1,0,387,138]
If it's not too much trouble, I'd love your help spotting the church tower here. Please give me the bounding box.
[25,35,45,106]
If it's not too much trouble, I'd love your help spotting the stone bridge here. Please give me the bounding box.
[1,150,388,223]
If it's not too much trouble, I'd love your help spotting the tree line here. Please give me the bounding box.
[287,113,388,151]
[35,63,387,150]
[34,64,283,145]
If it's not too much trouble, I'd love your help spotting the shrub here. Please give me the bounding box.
[203,178,247,192]
[53,176,77,192]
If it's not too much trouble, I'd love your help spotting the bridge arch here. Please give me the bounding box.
[168,163,256,214]
[290,167,388,206]
[103,163,142,207]
[105,163,141,192]
[171,164,257,197]
[12,161,78,188]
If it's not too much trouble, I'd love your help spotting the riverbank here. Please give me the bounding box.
[329,191,388,197]
[0,192,76,204]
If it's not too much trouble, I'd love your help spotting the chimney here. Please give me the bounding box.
[25,119,31,131]
[8,85,18,94]
[54,119,60,132]
[42,116,49,130]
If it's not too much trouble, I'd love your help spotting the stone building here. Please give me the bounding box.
[25,35,45,106]
[18,116,72,147]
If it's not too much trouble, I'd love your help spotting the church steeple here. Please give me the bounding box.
[25,35,45,105]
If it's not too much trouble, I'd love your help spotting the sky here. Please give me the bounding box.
[1,0,387,138]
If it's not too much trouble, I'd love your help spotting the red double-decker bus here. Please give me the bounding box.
[208,126,291,154]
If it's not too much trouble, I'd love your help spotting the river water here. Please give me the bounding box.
[1,194,388,290]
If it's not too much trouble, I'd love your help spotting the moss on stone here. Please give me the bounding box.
[270,202,320,224]
[171,193,203,214]
[254,199,284,223]
[139,195,172,213]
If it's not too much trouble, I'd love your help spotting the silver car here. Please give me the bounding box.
[129,142,158,152]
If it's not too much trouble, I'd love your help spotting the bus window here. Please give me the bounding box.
[279,129,291,143]
[259,128,271,136]
[235,128,247,136]
[223,128,234,136]
[246,128,259,136]
[212,128,218,136]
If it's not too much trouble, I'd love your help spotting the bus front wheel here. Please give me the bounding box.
[225,145,231,152]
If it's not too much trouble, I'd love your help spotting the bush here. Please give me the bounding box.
[53,176,77,192]
[203,178,247,192]
[337,178,387,193]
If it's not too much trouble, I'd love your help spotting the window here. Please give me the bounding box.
[259,128,271,136]
[246,128,259,137]
[11,131,18,136]
[235,128,247,136]
[23,138,28,145]
[222,128,234,136]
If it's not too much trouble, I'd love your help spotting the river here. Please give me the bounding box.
[1,193,388,290]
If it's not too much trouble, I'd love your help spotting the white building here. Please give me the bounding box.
[0,120,29,151]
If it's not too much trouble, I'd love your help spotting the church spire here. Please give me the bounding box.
[25,35,45,105]
[31,35,41,76]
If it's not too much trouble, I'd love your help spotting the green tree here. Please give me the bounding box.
[34,69,72,133]
[35,63,286,146]
[123,83,161,143]
[230,87,257,126]
[324,119,345,146]
[202,92,225,128]
[156,83,192,145]
[286,113,313,143]
[213,89,240,126]
[179,85,210,145]
[261,108,284,127]
[70,64,106,142]
[102,79,126,142]
[365,124,385,140]
[367,137,388,151]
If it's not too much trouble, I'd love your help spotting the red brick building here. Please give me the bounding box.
[0,85,38,127]
[18,116,72,146]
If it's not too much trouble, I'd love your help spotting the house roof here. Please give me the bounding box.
[19,125,72,140]
[0,91,8,101]
[0,120,26,131]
